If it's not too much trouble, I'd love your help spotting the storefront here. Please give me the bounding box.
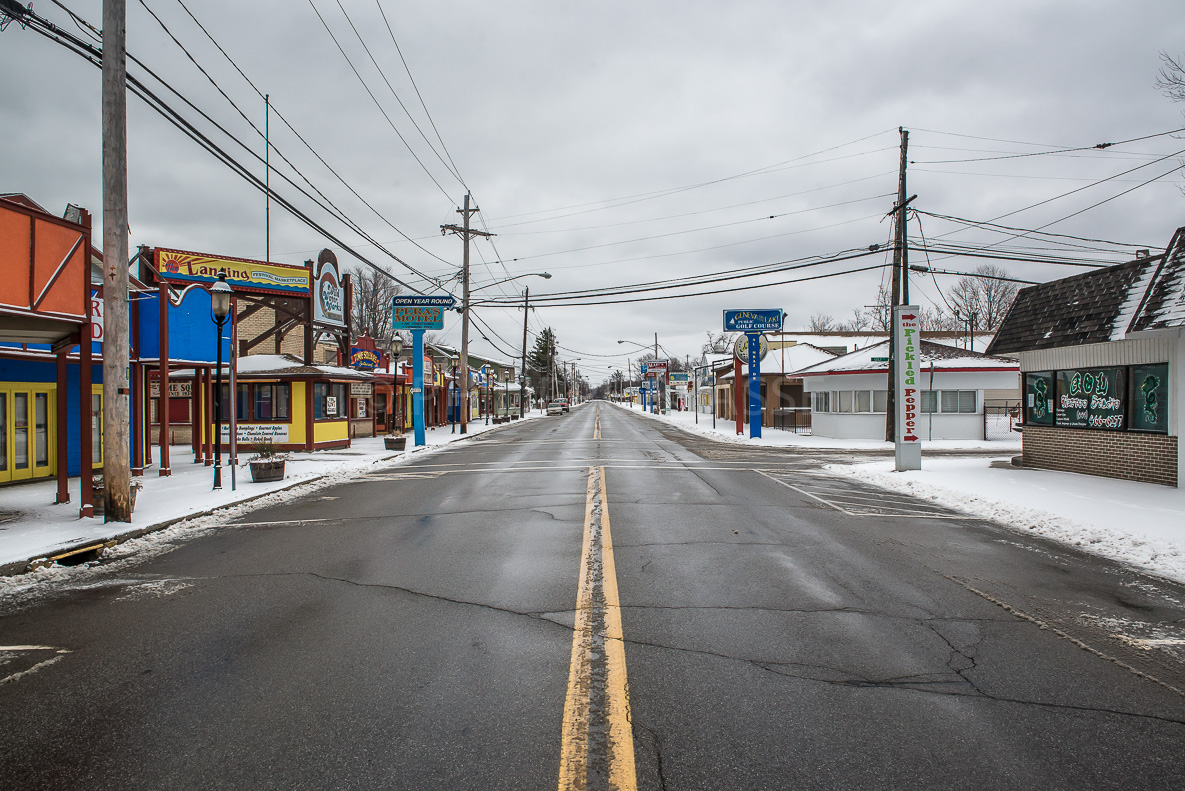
[989,227,1184,486]
[227,354,374,451]
[0,194,97,513]
[794,340,1019,440]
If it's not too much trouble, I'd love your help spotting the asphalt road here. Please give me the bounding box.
[2,403,1184,790]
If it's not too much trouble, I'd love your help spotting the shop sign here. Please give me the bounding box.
[356,399,368,418]
[732,334,769,362]
[1055,367,1125,430]
[313,251,345,327]
[669,372,690,382]
[350,382,372,397]
[91,294,104,343]
[392,295,456,330]
[350,347,379,371]
[723,308,784,333]
[642,360,668,376]
[219,423,290,443]
[149,381,192,399]
[156,248,311,296]
[893,306,922,470]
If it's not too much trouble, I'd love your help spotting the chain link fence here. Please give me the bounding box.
[984,401,1021,441]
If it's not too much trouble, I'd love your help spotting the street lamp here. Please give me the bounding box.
[389,334,404,434]
[209,271,232,490]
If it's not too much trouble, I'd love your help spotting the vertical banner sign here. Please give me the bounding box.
[747,332,762,438]
[893,305,922,470]
[313,250,345,328]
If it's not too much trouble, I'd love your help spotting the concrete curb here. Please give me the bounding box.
[0,415,546,579]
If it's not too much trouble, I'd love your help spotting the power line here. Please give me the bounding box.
[910,126,1185,164]
[166,0,454,274]
[306,0,455,203]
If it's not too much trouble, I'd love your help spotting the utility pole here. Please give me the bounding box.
[520,287,529,418]
[265,93,270,262]
[886,127,909,443]
[441,192,493,434]
[102,0,132,521]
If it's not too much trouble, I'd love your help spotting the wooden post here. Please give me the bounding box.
[55,347,69,504]
[102,0,132,520]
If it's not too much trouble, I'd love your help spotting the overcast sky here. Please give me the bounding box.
[6,0,1185,382]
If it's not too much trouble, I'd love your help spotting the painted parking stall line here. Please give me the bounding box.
[756,469,965,519]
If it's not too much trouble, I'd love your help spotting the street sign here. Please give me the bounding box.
[723,309,783,332]
[410,387,423,394]
[871,356,889,362]
[392,294,457,330]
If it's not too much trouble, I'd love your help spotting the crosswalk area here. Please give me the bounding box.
[755,469,966,519]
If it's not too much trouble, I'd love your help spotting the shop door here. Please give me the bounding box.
[1,388,55,484]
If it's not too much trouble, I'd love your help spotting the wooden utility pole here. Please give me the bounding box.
[441,193,493,434]
[103,0,132,521]
[885,128,909,442]
[520,287,529,419]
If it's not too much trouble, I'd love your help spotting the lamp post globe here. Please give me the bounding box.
[209,271,233,490]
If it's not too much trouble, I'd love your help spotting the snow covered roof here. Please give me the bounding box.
[989,224,1185,354]
[719,343,838,380]
[234,353,374,380]
[791,340,1017,377]
[773,331,994,354]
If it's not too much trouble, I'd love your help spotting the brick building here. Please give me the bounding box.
[988,225,1185,487]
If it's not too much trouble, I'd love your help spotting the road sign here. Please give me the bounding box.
[723,309,783,332]
[871,356,889,362]
[392,295,457,330]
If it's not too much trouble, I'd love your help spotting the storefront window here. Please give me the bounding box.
[839,390,853,413]
[14,393,28,470]
[314,383,349,419]
[35,393,48,467]
[254,384,290,421]
[1025,372,1054,425]
[1129,363,1169,433]
[1055,367,1125,430]
[0,394,6,472]
[855,390,871,413]
[920,391,937,414]
[873,390,888,413]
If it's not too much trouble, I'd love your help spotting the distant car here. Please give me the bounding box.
[547,401,564,416]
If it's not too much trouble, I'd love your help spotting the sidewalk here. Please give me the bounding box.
[0,412,547,576]
[612,400,1184,585]
[608,400,1021,452]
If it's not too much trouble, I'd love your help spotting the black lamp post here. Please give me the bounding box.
[390,335,404,434]
[209,271,232,490]
[450,362,458,433]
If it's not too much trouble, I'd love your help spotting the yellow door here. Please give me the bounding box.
[1,386,56,484]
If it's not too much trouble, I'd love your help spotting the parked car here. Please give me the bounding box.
[557,398,570,412]
[547,401,564,416]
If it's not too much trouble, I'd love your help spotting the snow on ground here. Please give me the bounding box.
[608,400,1022,452]
[0,409,549,581]
[826,456,1185,584]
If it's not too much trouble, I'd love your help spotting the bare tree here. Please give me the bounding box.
[947,264,1019,330]
[349,265,402,344]
[838,308,871,332]
[809,313,836,332]
[868,283,893,331]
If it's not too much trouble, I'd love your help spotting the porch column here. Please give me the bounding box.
[131,361,144,475]
[305,380,315,451]
[80,331,94,518]
[55,347,69,504]
[203,367,213,465]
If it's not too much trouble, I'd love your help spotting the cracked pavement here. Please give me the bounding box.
[1,403,1184,790]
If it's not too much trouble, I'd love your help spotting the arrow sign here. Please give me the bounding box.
[901,314,916,321]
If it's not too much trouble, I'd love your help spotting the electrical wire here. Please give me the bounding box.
[306,0,455,203]
[911,126,1185,164]
[167,0,454,273]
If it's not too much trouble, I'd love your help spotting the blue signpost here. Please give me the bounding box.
[393,295,456,447]
[723,309,783,439]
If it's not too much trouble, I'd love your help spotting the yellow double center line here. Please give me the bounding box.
[557,464,636,790]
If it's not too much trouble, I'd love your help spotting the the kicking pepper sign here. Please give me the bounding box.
[893,305,922,470]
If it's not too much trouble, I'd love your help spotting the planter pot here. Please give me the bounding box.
[384,435,407,451]
[250,459,286,483]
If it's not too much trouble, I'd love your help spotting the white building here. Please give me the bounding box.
[792,340,1020,440]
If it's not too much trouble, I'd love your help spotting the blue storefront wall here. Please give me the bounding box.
[0,357,103,477]
[135,287,228,363]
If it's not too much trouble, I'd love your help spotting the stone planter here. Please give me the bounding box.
[249,459,286,483]
[384,435,407,451]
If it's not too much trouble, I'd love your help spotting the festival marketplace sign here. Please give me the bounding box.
[392,294,457,331]
[155,248,311,296]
